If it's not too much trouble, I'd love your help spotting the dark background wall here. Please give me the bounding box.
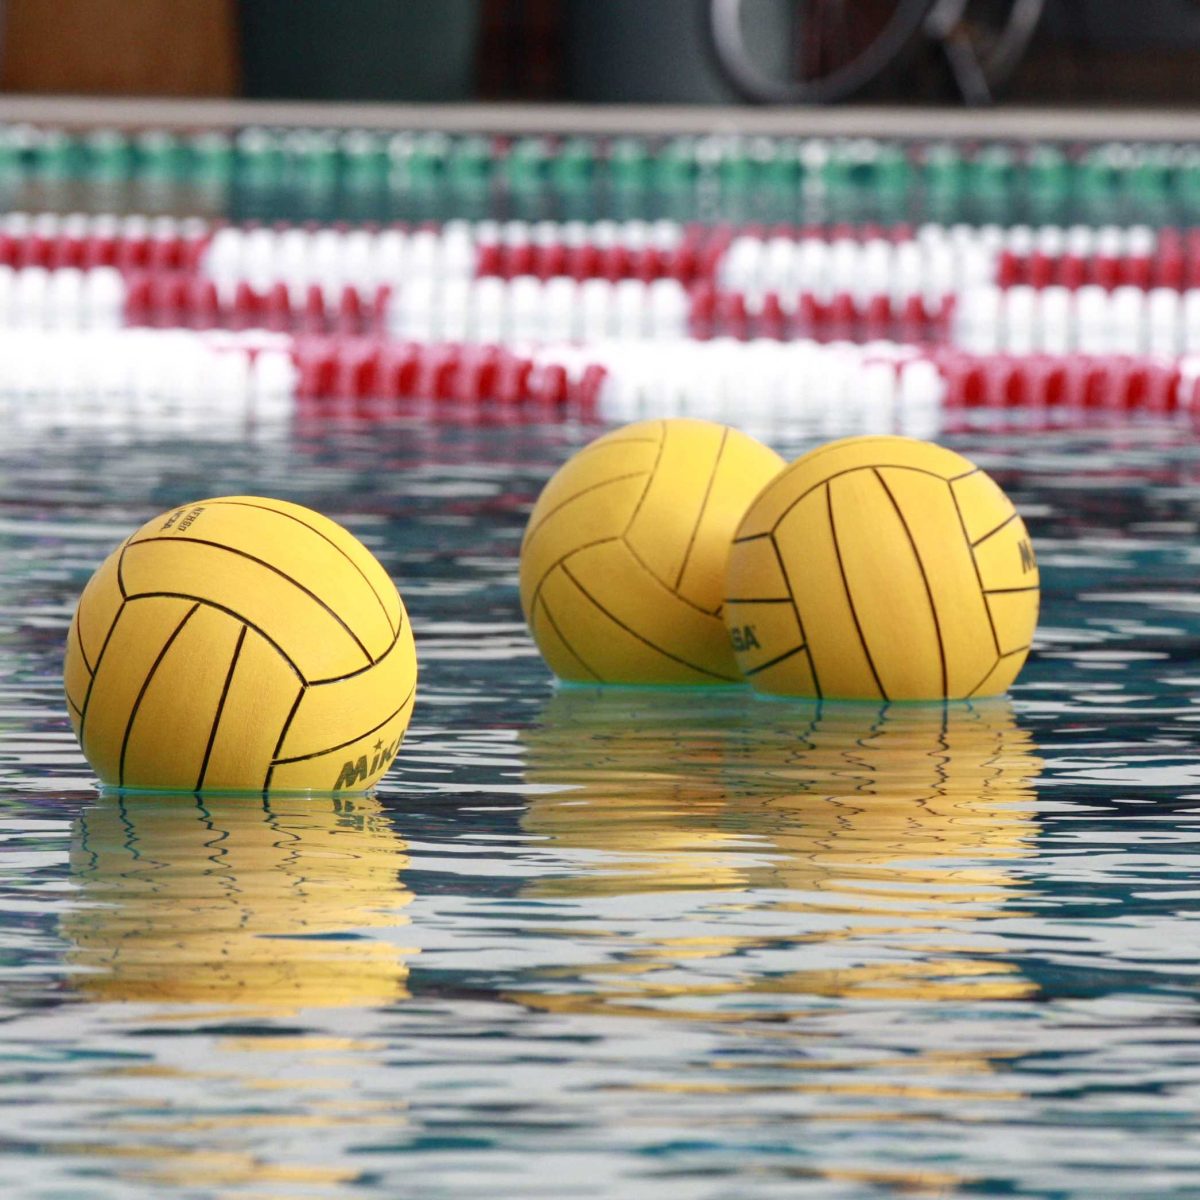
[3,0,1200,106]
[1042,0,1200,46]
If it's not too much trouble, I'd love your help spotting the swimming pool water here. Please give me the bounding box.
[2,416,1199,1199]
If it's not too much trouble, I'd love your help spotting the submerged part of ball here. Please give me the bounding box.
[64,496,417,793]
[520,418,785,685]
[724,435,1038,700]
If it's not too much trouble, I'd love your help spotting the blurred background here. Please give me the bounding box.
[2,0,1200,108]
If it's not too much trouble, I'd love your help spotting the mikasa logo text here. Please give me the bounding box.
[333,735,402,790]
[161,505,205,533]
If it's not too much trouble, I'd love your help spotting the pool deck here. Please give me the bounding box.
[0,95,1198,141]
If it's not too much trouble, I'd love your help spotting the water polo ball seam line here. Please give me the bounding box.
[73,613,93,677]
[971,511,1019,548]
[983,586,1040,594]
[269,684,416,766]
[963,651,1005,700]
[269,685,307,769]
[769,530,821,699]
[118,602,201,788]
[118,591,306,683]
[558,560,739,682]
[622,420,667,537]
[115,536,131,601]
[768,464,981,537]
[306,619,409,686]
[827,484,888,703]
[673,425,729,594]
[742,644,808,678]
[872,468,948,699]
[204,499,401,640]
[965,644,1031,700]
[77,597,128,737]
[129,537,374,669]
[952,486,1001,657]
[723,596,794,604]
[528,534,621,617]
[621,534,724,618]
[535,594,603,682]
[193,624,247,792]
[522,470,651,548]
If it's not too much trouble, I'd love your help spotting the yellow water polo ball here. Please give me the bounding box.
[63,496,417,793]
[724,435,1038,700]
[520,418,785,684]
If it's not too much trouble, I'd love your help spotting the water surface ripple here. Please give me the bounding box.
[1,420,1198,1199]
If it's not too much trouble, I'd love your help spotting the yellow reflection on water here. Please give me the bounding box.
[517,690,1042,1015]
[64,793,414,1012]
[59,793,414,1196]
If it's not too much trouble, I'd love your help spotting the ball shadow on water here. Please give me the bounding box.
[513,688,1044,1017]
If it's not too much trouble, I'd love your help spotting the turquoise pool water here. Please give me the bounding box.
[1,416,1199,1199]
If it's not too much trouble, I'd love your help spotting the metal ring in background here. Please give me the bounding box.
[708,0,935,104]
[926,0,1047,104]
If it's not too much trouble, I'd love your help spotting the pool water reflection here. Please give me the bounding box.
[0,419,1199,1198]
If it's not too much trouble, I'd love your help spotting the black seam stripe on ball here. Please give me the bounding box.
[536,595,603,682]
[523,471,650,549]
[743,644,807,678]
[206,499,401,639]
[768,464,981,537]
[622,421,667,537]
[67,695,83,718]
[621,535,721,618]
[724,596,795,604]
[965,645,1031,699]
[971,511,1019,548]
[673,426,729,594]
[559,561,738,682]
[769,531,821,699]
[827,484,888,702]
[194,623,247,793]
[873,469,948,698]
[953,488,1001,656]
[529,534,620,616]
[81,538,133,683]
[114,536,130,601]
[984,586,1041,594]
[130,537,373,668]
[270,686,307,765]
[121,592,306,684]
[117,602,201,788]
[268,684,416,767]
[78,597,128,737]
[965,656,1001,700]
[307,621,408,686]
[73,616,93,677]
